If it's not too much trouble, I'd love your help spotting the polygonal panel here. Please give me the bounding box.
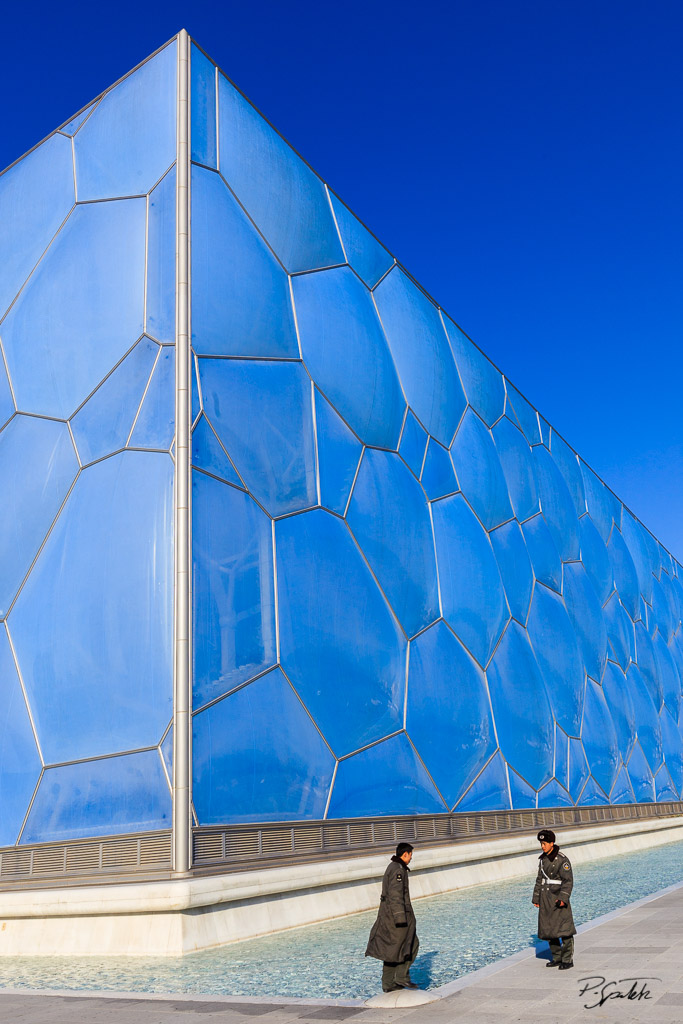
[70,338,158,465]
[563,562,608,682]
[451,409,512,531]
[539,417,551,447]
[634,620,662,709]
[347,449,439,637]
[568,737,590,801]
[603,593,635,671]
[627,741,655,802]
[442,317,505,427]
[554,725,569,790]
[527,584,585,736]
[406,622,496,808]
[608,527,640,622]
[549,432,585,517]
[504,382,541,444]
[420,439,458,501]
[60,101,98,136]
[191,43,217,168]
[578,776,609,806]
[314,389,362,515]
[432,493,508,667]
[293,266,405,447]
[455,753,510,811]
[399,410,428,479]
[579,515,614,606]
[581,679,620,797]
[146,166,176,344]
[192,165,298,357]
[128,348,174,450]
[521,514,562,594]
[328,192,393,288]
[10,452,173,763]
[655,764,679,801]
[654,632,681,720]
[610,766,636,804]
[532,446,579,561]
[328,734,445,817]
[161,726,173,784]
[490,520,534,624]
[628,665,663,773]
[20,750,171,844]
[276,510,406,756]
[200,358,316,516]
[191,414,243,487]
[191,353,201,425]
[0,629,41,846]
[3,199,146,418]
[374,267,465,446]
[508,767,536,809]
[621,511,655,604]
[486,622,553,789]
[0,416,79,617]
[602,661,636,763]
[75,42,176,200]
[492,416,540,522]
[0,133,74,320]
[0,363,12,433]
[192,668,334,824]
[651,575,676,642]
[580,461,613,543]
[537,779,573,808]
[217,73,344,273]
[660,707,683,794]
[192,471,275,710]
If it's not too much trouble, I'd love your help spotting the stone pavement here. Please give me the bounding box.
[1,881,683,1024]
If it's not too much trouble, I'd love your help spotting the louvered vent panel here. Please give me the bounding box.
[101,839,139,867]
[293,828,323,852]
[0,850,32,878]
[194,833,224,862]
[65,845,101,872]
[348,823,373,845]
[32,848,66,874]
[139,834,172,865]
[322,825,349,847]
[415,819,436,840]
[394,822,417,841]
[260,830,293,854]
[371,822,396,844]
[224,832,260,858]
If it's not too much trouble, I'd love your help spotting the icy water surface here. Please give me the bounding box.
[1,837,682,999]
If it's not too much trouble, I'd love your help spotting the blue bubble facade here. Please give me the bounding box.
[0,36,682,851]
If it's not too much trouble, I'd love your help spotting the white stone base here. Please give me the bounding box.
[0,816,681,957]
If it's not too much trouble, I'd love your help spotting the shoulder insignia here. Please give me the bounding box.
[396,873,403,880]
[563,862,570,870]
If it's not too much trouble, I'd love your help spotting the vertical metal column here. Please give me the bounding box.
[173,29,192,876]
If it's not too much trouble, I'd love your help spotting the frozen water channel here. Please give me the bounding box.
[1,838,682,999]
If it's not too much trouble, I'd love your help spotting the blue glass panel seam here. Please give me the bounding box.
[3,622,45,765]
[191,662,280,717]
[404,731,449,809]
[277,666,338,757]
[15,768,44,843]
[124,347,162,447]
[322,761,339,819]
[452,750,501,809]
[344,520,410,641]
[68,332,153,420]
[335,728,406,762]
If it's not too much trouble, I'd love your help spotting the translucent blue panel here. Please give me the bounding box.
[537,779,574,808]
[654,631,681,720]
[539,416,551,448]
[293,267,404,447]
[521,514,562,594]
[607,528,640,622]
[610,765,636,804]
[0,363,13,432]
[407,622,496,808]
[578,776,609,806]
[602,661,636,763]
[3,199,145,419]
[218,74,344,273]
[527,585,585,736]
[161,727,173,782]
[532,446,579,561]
[580,462,613,543]
[451,409,512,531]
[486,622,553,789]
[0,134,74,320]
[492,416,539,522]
[347,450,439,637]
[314,389,361,515]
[603,594,635,671]
[635,621,662,709]
[627,741,655,802]
[432,494,508,667]
[20,751,171,844]
[75,43,176,200]
[70,338,158,464]
[581,679,620,796]
[652,576,676,642]
[628,665,663,773]
[191,354,202,424]
[10,452,173,763]
[328,734,445,818]
[0,629,41,846]
[420,438,458,501]
[60,100,98,136]
[193,668,334,824]
[504,382,541,444]
[568,737,589,801]
[191,44,217,167]
[0,416,79,617]
[399,410,428,479]
[660,708,683,794]
[554,725,569,789]
[563,562,608,682]
[373,268,465,446]
[621,513,654,603]
[606,489,622,533]
[508,767,536,809]
[670,631,683,690]
[191,414,243,487]
[192,471,275,710]
[655,765,679,801]
[549,433,585,517]
[442,317,505,427]
[200,359,316,516]
[129,348,174,450]
[328,193,393,288]
[455,753,510,812]
[277,510,406,755]
[490,520,533,624]
[192,166,298,357]
[147,166,176,344]
[579,515,614,606]
[670,576,683,627]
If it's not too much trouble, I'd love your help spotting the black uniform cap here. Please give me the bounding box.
[537,829,556,843]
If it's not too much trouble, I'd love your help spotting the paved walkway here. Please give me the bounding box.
[1,882,683,1023]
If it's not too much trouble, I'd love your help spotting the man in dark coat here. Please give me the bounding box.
[533,829,576,970]
[366,843,420,991]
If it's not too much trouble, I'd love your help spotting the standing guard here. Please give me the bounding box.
[532,828,576,969]
[365,842,420,992]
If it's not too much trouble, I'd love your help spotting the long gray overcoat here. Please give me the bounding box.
[532,846,576,939]
[365,856,417,963]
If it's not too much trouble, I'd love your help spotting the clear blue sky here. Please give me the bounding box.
[3,1,681,556]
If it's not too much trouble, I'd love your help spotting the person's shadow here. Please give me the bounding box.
[410,950,439,988]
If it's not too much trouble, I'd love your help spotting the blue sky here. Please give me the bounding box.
[2,1,681,555]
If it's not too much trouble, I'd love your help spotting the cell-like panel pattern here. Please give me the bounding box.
[627,741,656,802]
[537,779,574,808]
[490,520,534,624]
[456,753,510,812]
[532,445,580,561]
[568,737,589,802]
[193,668,334,824]
[581,679,620,797]
[602,661,636,763]
[611,766,636,804]
[505,382,541,444]
[549,433,585,517]
[608,528,640,622]
[443,317,505,427]
[509,767,536,809]
[314,389,362,515]
[328,192,393,288]
[660,708,683,794]
[628,665,663,773]
[60,101,98,136]
[581,462,613,543]
[554,726,569,790]
[420,439,458,501]
[521,514,562,594]
[191,43,217,168]
[563,562,608,683]
[621,511,655,604]
[129,348,175,450]
[0,629,41,846]
[655,765,679,801]
[654,631,681,720]
[635,620,662,709]
[147,166,176,344]
[652,575,676,642]
[451,409,512,531]
[492,416,540,522]
[527,584,585,736]
[579,515,614,606]
[578,776,609,806]
[407,622,496,808]
[603,594,635,671]
[399,410,428,479]
[347,450,439,638]
[191,415,243,487]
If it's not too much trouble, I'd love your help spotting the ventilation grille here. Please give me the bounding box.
[0,831,172,885]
